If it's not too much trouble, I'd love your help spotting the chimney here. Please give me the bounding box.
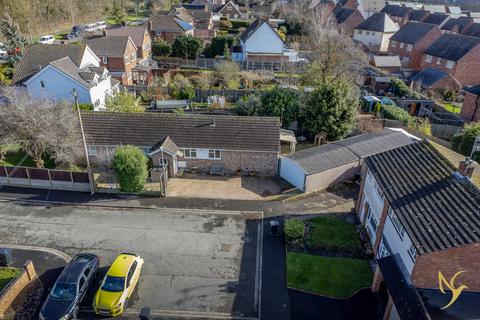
[458,158,475,178]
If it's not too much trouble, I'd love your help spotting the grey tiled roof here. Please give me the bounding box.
[239,18,283,43]
[422,13,449,25]
[284,130,417,174]
[462,22,480,37]
[149,14,191,32]
[411,67,448,87]
[81,111,280,152]
[355,12,399,33]
[334,7,356,24]
[441,17,473,32]
[425,33,480,61]
[12,44,87,84]
[105,26,148,49]
[465,84,480,96]
[366,141,480,254]
[84,36,134,58]
[391,22,438,44]
[49,57,106,88]
[408,9,430,21]
[381,4,411,17]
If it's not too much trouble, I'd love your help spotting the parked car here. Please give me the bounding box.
[38,35,55,44]
[39,253,99,320]
[0,43,7,57]
[93,253,144,317]
[96,21,107,30]
[84,23,97,33]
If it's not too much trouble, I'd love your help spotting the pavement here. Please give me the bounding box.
[0,201,262,319]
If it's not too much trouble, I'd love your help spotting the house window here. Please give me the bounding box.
[158,158,168,166]
[87,146,97,156]
[425,55,432,63]
[371,31,376,35]
[208,149,221,160]
[406,44,413,52]
[399,42,404,48]
[366,31,370,35]
[183,148,197,159]
[437,57,442,65]
[408,243,417,261]
[378,236,391,258]
[391,40,397,48]
[102,56,107,64]
[388,207,405,239]
[40,80,45,88]
[446,60,454,69]
[357,30,363,35]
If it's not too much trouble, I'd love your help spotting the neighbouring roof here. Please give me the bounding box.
[465,84,480,96]
[422,4,446,14]
[334,7,356,24]
[81,111,280,152]
[44,57,106,88]
[462,22,480,37]
[373,55,401,67]
[355,12,399,33]
[378,255,430,320]
[284,130,417,175]
[422,13,449,25]
[411,67,449,87]
[391,22,438,44]
[424,33,480,61]
[105,26,148,49]
[213,1,241,14]
[441,17,473,32]
[84,36,135,58]
[366,141,480,254]
[12,44,88,84]
[408,9,430,21]
[447,6,462,15]
[240,17,283,43]
[149,14,193,32]
[381,4,411,17]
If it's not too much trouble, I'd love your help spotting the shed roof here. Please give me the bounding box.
[390,22,438,44]
[366,141,480,254]
[355,12,399,33]
[284,130,417,175]
[81,111,280,152]
[424,33,480,61]
[373,55,401,67]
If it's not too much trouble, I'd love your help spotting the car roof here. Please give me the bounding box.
[107,254,136,277]
[57,262,87,284]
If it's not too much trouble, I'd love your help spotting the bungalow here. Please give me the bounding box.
[148,15,194,42]
[279,129,417,192]
[388,22,442,70]
[85,36,138,86]
[234,17,286,63]
[11,44,118,109]
[81,111,280,177]
[353,12,399,52]
[420,33,480,86]
[357,141,480,320]
[460,85,480,122]
[105,26,152,60]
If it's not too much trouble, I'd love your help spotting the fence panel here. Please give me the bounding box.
[27,168,50,180]
[49,170,72,182]
[6,167,28,179]
[72,172,90,183]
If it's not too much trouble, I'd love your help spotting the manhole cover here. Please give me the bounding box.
[221,243,231,252]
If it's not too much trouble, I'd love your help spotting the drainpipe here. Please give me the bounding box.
[471,94,480,122]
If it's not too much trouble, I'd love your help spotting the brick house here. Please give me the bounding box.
[80,111,280,177]
[85,36,138,85]
[420,33,480,86]
[105,26,152,60]
[357,141,480,320]
[388,22,441,70]
[460,85,480,122]
[333,6,365,35]
[353,12,399,53]
[381,4,412,26]
[148,15,194,42]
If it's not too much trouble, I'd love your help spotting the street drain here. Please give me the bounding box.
[221,243,231,252]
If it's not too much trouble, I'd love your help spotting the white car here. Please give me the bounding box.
[84,23,98,32]
[39,35,55,44]
[0,43,7,56]
[96,21,107,30]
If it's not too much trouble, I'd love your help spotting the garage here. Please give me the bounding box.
[279,129,418,193]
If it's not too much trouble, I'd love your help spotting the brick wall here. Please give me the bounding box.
[411,243,480,291]
[141,31,152,59]
[341,11,365,35]
[460,91,480,122]
[0,261,37,318]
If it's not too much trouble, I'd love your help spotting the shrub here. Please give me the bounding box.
[112,146,148,192]
[219,19,233,29]
[391,78,421,99]
[230,20,251,29]
[284,219,305,242]
[381,104,414,126]
[152,39,172,57]
[452,122,480,161]
[168,74,196,100]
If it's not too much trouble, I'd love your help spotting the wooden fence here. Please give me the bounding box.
[0,166,91,192]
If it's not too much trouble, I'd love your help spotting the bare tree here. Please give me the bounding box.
[0,88,83,168]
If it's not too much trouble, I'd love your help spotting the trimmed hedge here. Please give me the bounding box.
[284,219,305,241]
[381,104,414,126]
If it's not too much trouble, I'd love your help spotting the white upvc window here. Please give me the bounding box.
[367,207,378,242]
[446,60,454,69]
[208,149,221,160]
[406,44,413,52]
[378,236,391,258]
[87,146,97,156]
[408,243,417,262]
[391,40,397,48]
[425,54,432,63]
[357,30,363,34]
[182,148,197,159]
[388,207,406,239]
[399,42,404,48]
[102,56,107,64]
[437,57,442,65]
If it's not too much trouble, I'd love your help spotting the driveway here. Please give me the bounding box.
[0,201,262,319]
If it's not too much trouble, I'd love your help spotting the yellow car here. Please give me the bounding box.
[93,253,144,316]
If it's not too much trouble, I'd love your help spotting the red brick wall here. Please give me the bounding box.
[411,243,480,291]
[341,11,365,35]
[460,91,480,122]
[140,30,152,59]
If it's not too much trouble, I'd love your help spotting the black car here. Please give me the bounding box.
[39,253,99,320]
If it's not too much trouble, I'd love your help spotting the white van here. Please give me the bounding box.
[84,23,98,32]
[39,35,55,44]
[96,21,107,30]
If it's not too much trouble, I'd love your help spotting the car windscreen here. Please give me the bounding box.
[101,276,125,292]
[51,283,77,300]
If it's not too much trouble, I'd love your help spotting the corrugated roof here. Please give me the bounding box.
[425,33,480,61]
[366,141,480,254]
[391,22,438,44]
[284,130,417,175]
[355,12,399,33]
[81,111,280,152]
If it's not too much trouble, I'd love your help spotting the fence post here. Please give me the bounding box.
[70,171,74,187]
[25,167,31,186]
[47,169,53,188]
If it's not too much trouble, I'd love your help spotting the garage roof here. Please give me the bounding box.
[284,130,417,175]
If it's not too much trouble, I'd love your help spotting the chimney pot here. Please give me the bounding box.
[458,158,475,178]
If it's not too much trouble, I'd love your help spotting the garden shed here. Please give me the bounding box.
[279,129,418,192]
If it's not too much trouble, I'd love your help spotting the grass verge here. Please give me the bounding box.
[0,267,22,292]
[287,252,372,298]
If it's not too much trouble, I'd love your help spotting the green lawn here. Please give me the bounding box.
[306,216,363,252]
[287,252,373,298]
[0,145,55,168]
[443,103,461,114]
[0,267,22,292]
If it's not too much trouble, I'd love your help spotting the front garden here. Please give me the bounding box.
[0,267,21,292]
[285,216,373,298]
